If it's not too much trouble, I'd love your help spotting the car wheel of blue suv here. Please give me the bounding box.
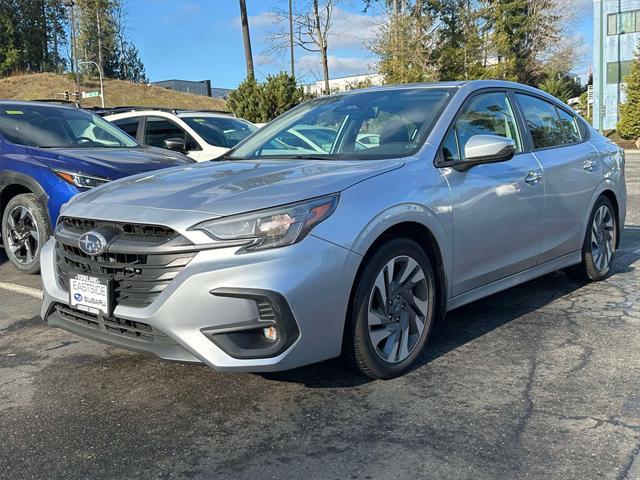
[1,193,51,274]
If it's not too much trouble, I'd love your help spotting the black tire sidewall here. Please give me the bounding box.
[582,196,617,281]
[1,193,51,274]
[350,238,436,379]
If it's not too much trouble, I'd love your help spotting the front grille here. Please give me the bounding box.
[59,217,175,241]
[52,303,176,345]
[55,218,197,308]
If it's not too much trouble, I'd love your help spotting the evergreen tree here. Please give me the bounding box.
[76,0,117,76]
[483,0,563,85]
[373,9,436,84]
[259,73,304,121]
[371,0,487,84]
[0,1,20,76]
[0,0,67,77]
[538,73,584,103]
[425,0,486,81]
[618,47,640,140]
[75,0,146,82]
[227,77,265,123]
[228,74,304,123]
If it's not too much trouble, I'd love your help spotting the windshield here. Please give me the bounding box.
[0,104,139,148]
[182,116,257,148]
[228,88,452,160]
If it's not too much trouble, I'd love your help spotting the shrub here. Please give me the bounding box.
[227,72,303,123]
[618,49,640,140]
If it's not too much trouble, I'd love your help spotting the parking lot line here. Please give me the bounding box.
[0,282,43,299]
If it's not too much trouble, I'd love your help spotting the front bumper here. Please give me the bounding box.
[41,235,360,372]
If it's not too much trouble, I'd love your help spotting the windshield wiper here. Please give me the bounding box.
[226,154,338,161]
[279,154,337,160]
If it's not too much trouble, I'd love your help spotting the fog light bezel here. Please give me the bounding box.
[202,288,300,359]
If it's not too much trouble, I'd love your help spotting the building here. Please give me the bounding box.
[152,79,212,97]
[303,73,383,96]
[593,0,640,131]
[150,79,232,100]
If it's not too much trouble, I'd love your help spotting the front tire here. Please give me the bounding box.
[1,193,51,274]
[566,195,617,282]
[346,238,436,379]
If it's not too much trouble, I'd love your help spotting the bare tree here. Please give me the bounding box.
[239,0,254,79]
[370,0,436,84]
[269,0,335,94]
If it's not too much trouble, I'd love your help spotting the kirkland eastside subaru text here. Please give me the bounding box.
[0,101,193,273]
[40,81,626,379]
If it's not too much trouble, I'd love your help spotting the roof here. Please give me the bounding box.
[335,79,558,101]
[96,106,233,117]
[0,99,77,109]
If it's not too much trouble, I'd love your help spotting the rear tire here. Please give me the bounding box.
[566,195,617,282]
[345,238,436,379]
[1,193,51,274]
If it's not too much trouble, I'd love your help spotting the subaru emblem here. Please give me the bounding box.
[78,231,108,256]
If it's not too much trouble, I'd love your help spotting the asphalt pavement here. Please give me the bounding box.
[0,157,639,480]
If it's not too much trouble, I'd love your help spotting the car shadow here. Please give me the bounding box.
[262,226,639,389]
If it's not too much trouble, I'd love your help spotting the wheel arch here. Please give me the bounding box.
[0,171,50,230]
[599,189,621,248]
[586,183,622,249]
[342,221,449,355]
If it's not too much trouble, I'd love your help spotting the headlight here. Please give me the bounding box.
[54,170,109,189]
[193,194,339,251]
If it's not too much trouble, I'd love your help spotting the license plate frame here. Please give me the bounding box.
[68,272,112,316]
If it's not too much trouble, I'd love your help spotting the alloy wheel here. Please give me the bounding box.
[6,206,39,265]
[590,204,615,272]
[367,255,429,364]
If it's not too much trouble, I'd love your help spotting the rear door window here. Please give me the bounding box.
[515,94,581,150]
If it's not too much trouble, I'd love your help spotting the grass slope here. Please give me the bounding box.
[0,73,228,111]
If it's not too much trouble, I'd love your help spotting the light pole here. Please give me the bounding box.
[289,0,294,77]
[79,61,105,108]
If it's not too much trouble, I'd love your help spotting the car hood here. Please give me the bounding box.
[28,146,192,179]
[74,158,405,217]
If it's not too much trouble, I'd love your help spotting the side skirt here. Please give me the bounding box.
[446,251,582,312]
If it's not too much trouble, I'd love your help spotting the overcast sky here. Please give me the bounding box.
[126,0,594,88]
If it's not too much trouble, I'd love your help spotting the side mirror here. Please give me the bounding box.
[461,135,516,169]
[163,137,188,152]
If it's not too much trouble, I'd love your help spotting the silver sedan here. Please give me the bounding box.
[40,80,626,379]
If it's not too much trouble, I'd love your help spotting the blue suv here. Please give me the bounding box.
[0,101,193,273]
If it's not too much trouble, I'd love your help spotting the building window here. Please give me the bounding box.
[607,61,634,84]
[607,9,640,35]
[621,11,635,33]
[608,14,618,35]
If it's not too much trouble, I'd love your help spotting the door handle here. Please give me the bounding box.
[524,171,543,186]
[583,159,597,172]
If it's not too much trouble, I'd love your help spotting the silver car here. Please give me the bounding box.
[40,81,626,379]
